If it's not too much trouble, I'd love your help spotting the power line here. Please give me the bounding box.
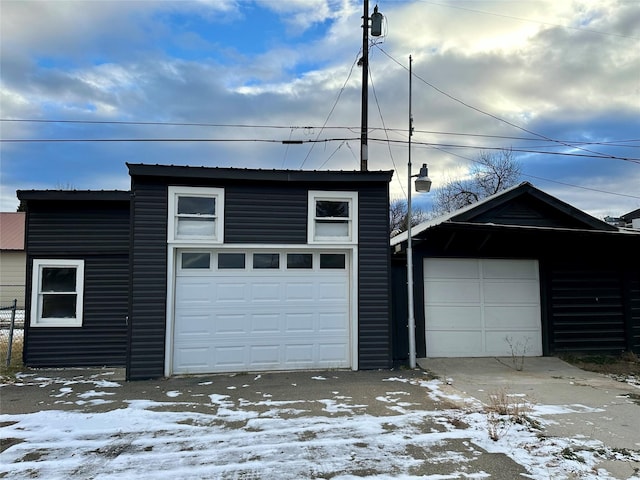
[300,50,361,169]
[4,118,638,149]
[3,136,639,164]
[374,46,639,164]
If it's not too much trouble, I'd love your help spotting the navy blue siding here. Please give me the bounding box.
[225,184,308,243]
[23,201,129,367]
[128,181,168,380]
[358,185,392,369]
[128,173,393,378]
[547,264,627,354]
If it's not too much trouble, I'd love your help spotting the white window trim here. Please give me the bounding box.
[308,191,358,244]
[30,259,84,327]
[168,186,225,244]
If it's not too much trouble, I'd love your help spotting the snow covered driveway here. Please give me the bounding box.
[1,368,639,479]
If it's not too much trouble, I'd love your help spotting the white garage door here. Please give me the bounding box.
[424,258,542,357]
[173,250,350,374]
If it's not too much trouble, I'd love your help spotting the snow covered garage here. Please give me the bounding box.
[391,183,640,363]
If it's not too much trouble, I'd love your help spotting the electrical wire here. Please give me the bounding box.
[299,50,362,169]
[374,46,640,164]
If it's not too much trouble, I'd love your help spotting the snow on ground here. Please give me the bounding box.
[1,374,639,480]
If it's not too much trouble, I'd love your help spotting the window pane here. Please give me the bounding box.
[178,196,215,215]
[218,253,245,269]
[182,252,210,269]
[320,254,346,269]
[41,268,76,292]
[177,218,216,237]
[42,294,77,318]
[253,253,279,269]
[316,200,349,218]
[287,253,312,269]
[316,220,349,237]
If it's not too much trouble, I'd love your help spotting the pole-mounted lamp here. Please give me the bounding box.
[406,54,432,369]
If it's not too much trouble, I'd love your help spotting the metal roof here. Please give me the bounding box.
[126,163,394,183]
[0,212,25,250]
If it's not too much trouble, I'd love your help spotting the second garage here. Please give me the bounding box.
[423,258,542,357]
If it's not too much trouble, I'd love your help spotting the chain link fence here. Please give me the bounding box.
[1,293,24,371]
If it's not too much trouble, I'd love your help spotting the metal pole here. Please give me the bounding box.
[360,0,369,171]
[407,55,416,369]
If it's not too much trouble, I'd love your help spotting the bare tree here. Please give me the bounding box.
[432,149,521,216]
[390,198,428,236]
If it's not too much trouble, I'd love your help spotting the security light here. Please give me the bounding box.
[414,164,432,192]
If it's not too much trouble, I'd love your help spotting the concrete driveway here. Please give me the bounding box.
[419,356,640,479]
[1,360,640,479]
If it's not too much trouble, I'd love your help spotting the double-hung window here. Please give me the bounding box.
[30,259,84,327]
[308,191,357,243]
[168,186,224,243]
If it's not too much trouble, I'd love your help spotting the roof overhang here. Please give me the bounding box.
[127,163,394,184]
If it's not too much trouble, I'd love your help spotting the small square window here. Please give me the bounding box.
[253,253,280,269]
[182,252,211,269]
[320,254,346,269]
[31,259,84,327]
[309,191,357,244]
[168,187,224,243]
[218,253,245,269]
[287,253,313,269]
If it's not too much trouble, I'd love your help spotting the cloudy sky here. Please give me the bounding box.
[1,0,639,218]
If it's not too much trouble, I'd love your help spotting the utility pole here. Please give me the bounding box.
[360,2,383,171]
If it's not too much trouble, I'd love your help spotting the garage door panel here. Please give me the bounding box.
[174,346,210,370]
[484,306,540,329]
[213,313,247,334]
[319,312,349,332]
[482,259,538,279]
[426,306,482,329]
[483,281,539,303]
[426,258,480,278]
[250,314,280,333]
[285,313,315,332]
[424,258,542,357]
[251,283,281,301]
[217,283,247,302]
[174,314,210,335]
[425,281,481,303]
[286,282,315,300]
[427,331,483,357]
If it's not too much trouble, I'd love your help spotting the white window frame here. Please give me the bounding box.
[308,191,358,244]
[168,186,225,244]
[30,259,85,327]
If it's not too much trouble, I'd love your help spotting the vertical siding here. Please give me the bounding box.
[0,252,26,308]
[23,201,129,367]
[358,185,392,369]
[128,182,168,380]
[225,184,308,244]
[548,264,627,354]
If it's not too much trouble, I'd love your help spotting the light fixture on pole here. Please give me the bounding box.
[406,55,431,369]
[360,2,383,171]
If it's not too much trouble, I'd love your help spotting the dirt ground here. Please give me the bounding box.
[561,351,640,377]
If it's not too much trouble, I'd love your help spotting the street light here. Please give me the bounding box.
[406,54,431,369]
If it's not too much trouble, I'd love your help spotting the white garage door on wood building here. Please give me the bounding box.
[424,258,542,357]
[173,250,351,374]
